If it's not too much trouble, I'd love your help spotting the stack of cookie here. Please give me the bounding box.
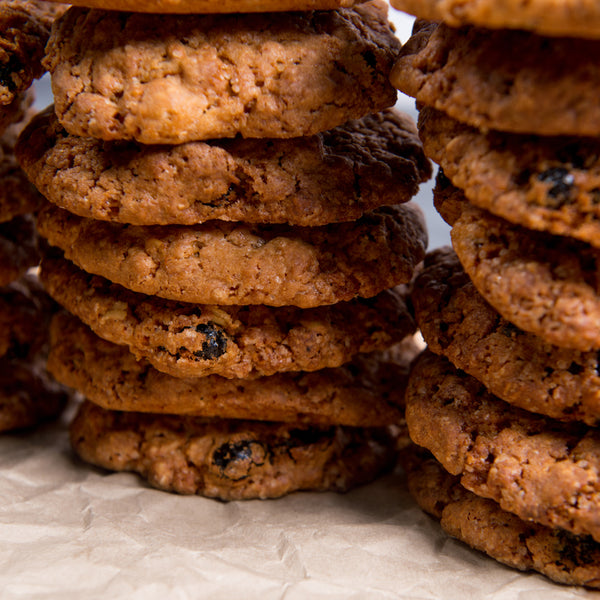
[17,0,433,500]
[389,0,600,588]
[0,0,70,432]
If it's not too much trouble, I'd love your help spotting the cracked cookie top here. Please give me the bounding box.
[37,202,427,308]
[391,20,600,136]
[17,107,430,226]
[44,2,400,143]
[406,350,600,544]
[389,0,600,39]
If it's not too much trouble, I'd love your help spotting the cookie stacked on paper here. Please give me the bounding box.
[389,0,600,588]
[0,0,71,432]
[18,0,433,500]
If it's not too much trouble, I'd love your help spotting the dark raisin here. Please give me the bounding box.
[567,362,584,375]
[212,440,267,480]
[537,167,575,206]
[193,322,228,361]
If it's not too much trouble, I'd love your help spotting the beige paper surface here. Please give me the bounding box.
[0,404,594,600]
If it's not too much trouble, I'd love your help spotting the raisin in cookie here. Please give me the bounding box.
[49,311,417,427]
[418,106,600,249]
[70,399,398,500]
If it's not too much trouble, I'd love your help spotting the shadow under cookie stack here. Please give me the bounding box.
[16,0,433,500]
[0,0,70,434]
[389,0,600,589]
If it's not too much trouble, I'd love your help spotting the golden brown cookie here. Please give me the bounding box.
[48,311,418,427]
[391,20,600,136]
[70,399,398,500]
[445,188,600,352]
[41,0,364,12]
[412,246,600,425]
[403,446,600,589]
[406,350,600,543]
[40,253,416,379]
[0,0,67,105]
[36,203,427,308]
[45,3,400,143]
[389,0,600,39]
[418,106,600,249]
[17,107,431,226]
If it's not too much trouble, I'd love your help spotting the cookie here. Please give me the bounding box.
[389,0,600,39]
[391,20,600,137]
[44,3,400,144]
[41,0,364,12]
[0,88,33,136]
[70,399,398,500]
[1,112,43,224]
[403,446,600,589]
[36,203,427,308]
[0,356,68,432]
[418,106,600,249]
[0,0,67,105]
[0,273,55,360]
[40,253,416,379]
[413,246,600,425]
[406,350,600,542]
[445,188,600,352]
[48,311,417,427]
[0,214,38,286]
[17,106,431,226]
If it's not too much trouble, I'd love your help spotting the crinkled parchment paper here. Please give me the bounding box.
[0,403,594,599]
